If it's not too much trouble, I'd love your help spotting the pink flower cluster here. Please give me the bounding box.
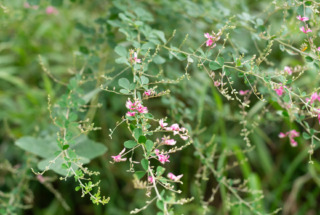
[306,92,320,104]
[204,32,220,48]
[126,99,148,117]
[144,89,155,97]
[148,173,183,183]
[275,85,285,96]
[161,136,176,146]
[111,148,127,162]
[154,149,170,164]
[239,90,250,96]
[159,119,189,140]
[132,52,141,64]
[167,172,183,181]
[284,66,293,75]
[279,130,300,147]
[297,16,312,34]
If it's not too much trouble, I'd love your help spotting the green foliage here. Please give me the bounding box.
[2,0,320,214]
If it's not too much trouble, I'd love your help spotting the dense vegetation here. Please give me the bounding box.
[1,0,320,214]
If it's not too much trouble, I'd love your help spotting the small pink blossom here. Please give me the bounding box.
[111,148,127,162]
[162,138,176,146]
[144,90,152,96]
[317,47,320,51]
[170,124,180,131]
[214,81,220,87]
[126,99,135,110]
[167,173,183,181]
[136,103,148,113]
[133,52,141,63]
[239,90,249,96]
[296,15,309,22]
[154,149,170,164]
[170,123,180,135]
[284,66,293,75]
[275,86,284,96]
[300,26,312,34]
[46,6,58,15]
[126,111,136,117]
[306,92,320,104]
[180,135,188,140]
[278,132,286,138]
[279,130,300,147]
[159,119,168,128]
[204,33,214,47]
[148,176,154,183]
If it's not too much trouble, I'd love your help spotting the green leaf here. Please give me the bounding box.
[114,45,127,57]
[303,132,311,140]
[153,55,166,64]
[138,136,147,144]
[305,56,313,62]
[120,89,130,94]
[124,140,137,148]
[156,166,165,176]
[63,145,69,150]
[135,171,146,180]
[152,30,166,43]
[72,135,107,160]
[145,140,153,152]
[141,159,149,170]
[283,94,290,103]
[115,57,129,65]
[217,57,224,66]
[209,62,222,70]
[15,136,59,158]
[133,128,143,140]
[118,78,130,89]
[140,76,149,85]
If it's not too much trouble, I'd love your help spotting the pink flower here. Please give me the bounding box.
[46,6,58,15]
[126,99,135,110]
[317,47,320,51]
[133,52,141,63]
[214,81,220,87]
[159,119,168,128]
[306,92,320,104]
[162,138,176,146]
[144,90,151,96]
[167,173,183,181]
[284,66,293,75]
[136,103,148,113]
[300,26,312,34]
[154,149,170,164]
[180,135,188,140]
[239,90,249,95]
[279,130,300,147]
[148,176,154,183]
[279,132,287,138]
[126,111,136,117]
[170,123,180,135]
[170,124,180,131]
[275,86,284,96]
[204,33,214,47]
[111,148,127,162]
[296,15,309,22]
